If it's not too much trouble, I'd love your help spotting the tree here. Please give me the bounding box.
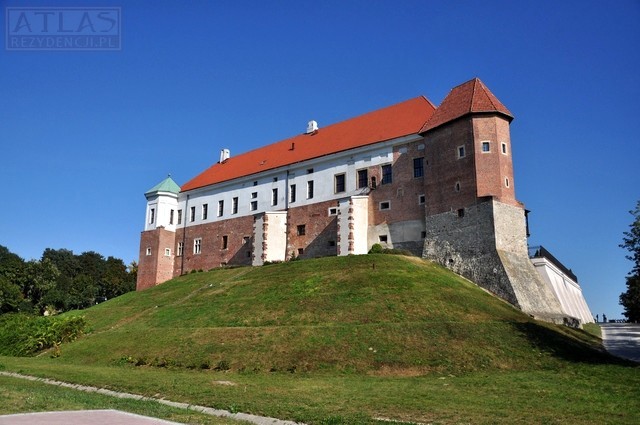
[0,275,23,313]
[620,200,640,322]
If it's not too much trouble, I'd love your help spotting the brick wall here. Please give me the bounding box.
[137,227,176,290]
[174,214,255,274]
[287,199,338,259]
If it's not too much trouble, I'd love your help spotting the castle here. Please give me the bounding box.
[137,78,593,324]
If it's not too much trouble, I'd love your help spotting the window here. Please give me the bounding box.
[177,209,182,225]
[357,169,368,189]
[455,182,461,192]
[146,247,152,256]
[381,164,392,185]
[222,235,228,250]
[502,143,508,154]
[297,224,306,236]
[177,242,184,257]
[149,208,155,224]
[253,181,258,186]
[297,248,304,255]
[458,146,465,158]
[307,168,314,174]
[190,206,196,222]
[169,209,174,225]
[273,177,278,182]
[505,177,510,188]
[194,238,202,254]
[335,173,345,193]
[232,197,238,214]
[218,200,224,217]
[482,141,490,152]
[307,180,314,199]
[164,248,171,256]
[250,200,258,211]
[413,157,424,178]
[380,201,390,210]
[418,194,425,205]
[421,231,426,239]
[202,204,208,220]
[290,184,296,203]
[379,235,388,243]
[272,188,278,206]
[328,240,336,247]
[458,209,465,218]
[328,207,337,216]
[251,192,257,199]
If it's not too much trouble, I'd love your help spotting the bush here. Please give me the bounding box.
[368,244,383,254]
[0,313,87,356]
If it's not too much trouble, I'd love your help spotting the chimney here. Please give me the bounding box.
[306,120,318,134]
[219,149,230,163]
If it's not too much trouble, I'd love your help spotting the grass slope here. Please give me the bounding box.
[57,255,605,373]
[2,255,638,424]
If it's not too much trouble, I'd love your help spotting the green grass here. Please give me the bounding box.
[0,374,245,424]
[1,255,638,424]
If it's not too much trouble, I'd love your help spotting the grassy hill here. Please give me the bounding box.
[1,254,638,424]
[55,254,604,374]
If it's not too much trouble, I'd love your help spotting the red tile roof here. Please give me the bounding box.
[181,96,436,192]
[420,78,513,132]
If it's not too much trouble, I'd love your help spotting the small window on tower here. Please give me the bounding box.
[418,194,425,205]
[297,224,306,236]
[455,182,461,192]
[164,248,171,256]
[149,208,155,224]
[501,143,508,154]
[482,142,490,152]
[379,201,390,210]
[458,146,465,158]
[146,247,152,256]
[328,207,337,216]
[222,235,228,250]
[505,177,510,188]
[169,209,174,225]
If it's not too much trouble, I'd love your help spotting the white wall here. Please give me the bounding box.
[531,257,594,324]
[175,135,421,231]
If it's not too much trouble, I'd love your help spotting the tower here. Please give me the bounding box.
[421,78,564,321]
[137,175,180,290]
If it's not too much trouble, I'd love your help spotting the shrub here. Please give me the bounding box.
[0,313,86,356]
[368,244,383,254]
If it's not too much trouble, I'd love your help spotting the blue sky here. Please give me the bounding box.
[1,0,638,319]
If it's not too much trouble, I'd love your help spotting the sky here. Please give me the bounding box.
[1,0,638,319]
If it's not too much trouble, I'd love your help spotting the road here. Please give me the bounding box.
[600,322,640,362]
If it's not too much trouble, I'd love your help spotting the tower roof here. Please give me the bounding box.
[145,175,180,196]
[181,96,436,192]
[420,78,513,132]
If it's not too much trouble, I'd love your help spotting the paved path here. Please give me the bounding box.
[0,371,303,425]
[600,323,640,362]
[0,410,182,425]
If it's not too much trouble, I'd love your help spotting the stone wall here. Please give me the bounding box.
[423,198,564,319]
